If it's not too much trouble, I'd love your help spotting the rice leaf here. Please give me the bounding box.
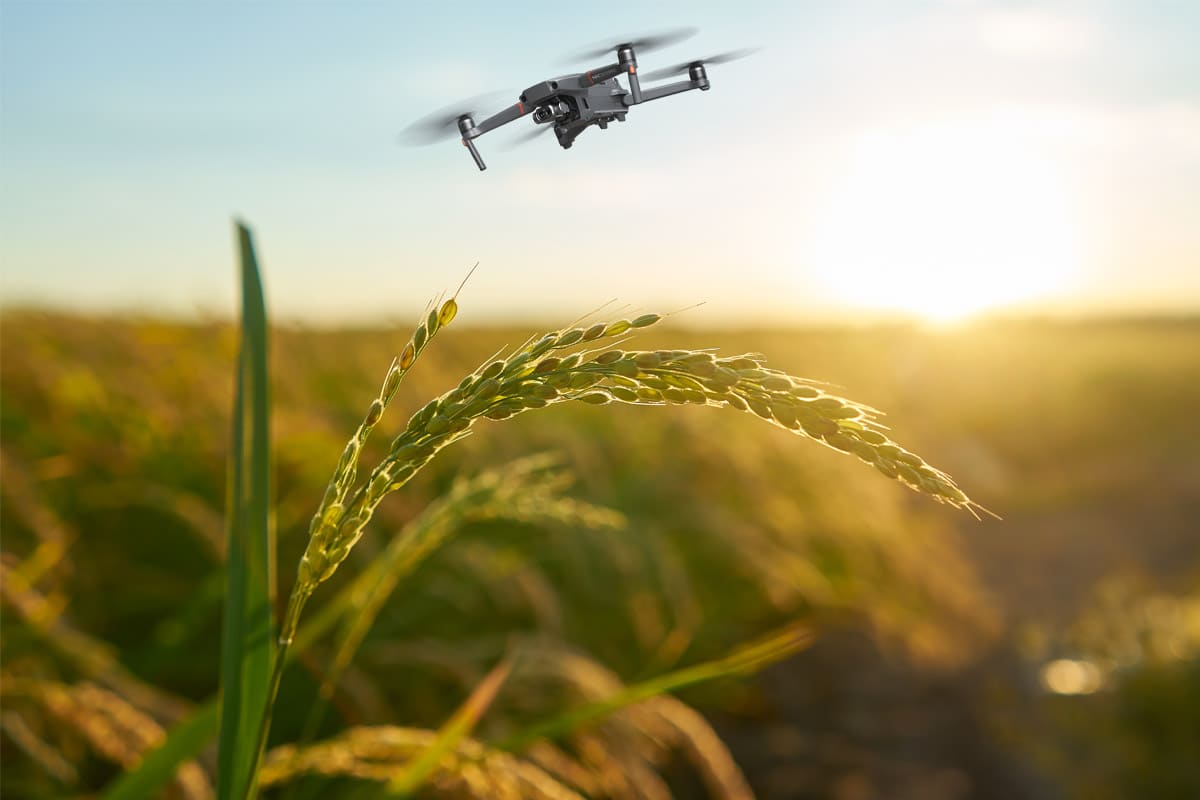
[387,654,514,795]
[100,700,219,800]
[216,221,275,800]
[496,624,812,751]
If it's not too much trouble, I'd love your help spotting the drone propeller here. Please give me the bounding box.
[503,124,555,150]
[399,92,510,145]
[641,48,760,82]
[559,27,698,64]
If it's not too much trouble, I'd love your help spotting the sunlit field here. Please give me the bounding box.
[3,309,1197,799]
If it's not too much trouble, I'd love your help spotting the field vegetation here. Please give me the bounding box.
[2,296,1198,798]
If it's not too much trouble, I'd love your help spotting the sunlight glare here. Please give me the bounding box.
[808,113,1083,322]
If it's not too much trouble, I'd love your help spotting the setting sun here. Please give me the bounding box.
[808,113,1084,322]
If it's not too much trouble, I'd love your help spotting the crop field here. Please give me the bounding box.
[2,310,1198,799]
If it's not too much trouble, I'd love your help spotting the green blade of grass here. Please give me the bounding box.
[387,653,515,796]
[101,700,220,800]
[495,623,813,752]
[216,221,275,800]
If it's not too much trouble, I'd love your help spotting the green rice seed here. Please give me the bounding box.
[613,359,639,378]
[748,399,773,420]
[426,308,440,336]
[381,358,402,398]
[800,417,838,438]
[876,460,899,479]
[425,414,450,435]
[823,432,855,452]
[604,320,631,336]
[713,366,740,386]
[631,313,661,328]
[472,378,501,398]
[364,399,384,427]
[400,343,416,370]
[859,429,887,445]
[480,361,505,380]
[634,352,662,369]
[726,395,747,411]
[438,298,458,326]
[610,386,638,402]
[811,396,846,413]
[896,463,922,486]
[722,357,757,370]
[761,376,793,392]
[529,334,557,357]
[534,357,561,374]
[637,387,664,402]
[557,328,584,346]
[770,402,798,428]
[578,392,611,405]
[594,350,623,365]
[582,323,606,341]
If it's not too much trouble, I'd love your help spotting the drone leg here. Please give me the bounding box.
[462,137,486,171]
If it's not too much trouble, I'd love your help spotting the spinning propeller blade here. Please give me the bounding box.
[503,124,555,150]
[399,92,510,145]
[559,27,698,64]
[641,48,760,82]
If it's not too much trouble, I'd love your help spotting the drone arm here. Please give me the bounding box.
[473,102,532,136]
[625,78,703,106]
[457,102,531,172]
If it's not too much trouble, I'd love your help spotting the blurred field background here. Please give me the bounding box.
[3,309,1197,798]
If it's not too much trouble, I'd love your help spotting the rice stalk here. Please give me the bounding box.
[286,308,984,645]
[266,300,983,796]
[308,455,624,710]
[3,678,211,799]
[260,725,584,800]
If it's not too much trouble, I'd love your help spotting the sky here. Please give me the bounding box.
[2,0,1198,325]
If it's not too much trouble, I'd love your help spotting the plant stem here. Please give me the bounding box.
[238,589,308,800]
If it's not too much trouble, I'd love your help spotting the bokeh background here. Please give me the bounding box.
[2,1,1198,798]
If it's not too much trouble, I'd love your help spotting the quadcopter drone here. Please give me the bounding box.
[402,28,756,171]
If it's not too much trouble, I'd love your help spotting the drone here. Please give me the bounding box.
[402,28,756,171]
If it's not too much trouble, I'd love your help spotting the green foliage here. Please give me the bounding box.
[216,223,275,799]
[4,281,1198,797]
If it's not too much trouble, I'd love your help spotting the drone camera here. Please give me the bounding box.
[532,101,571,124]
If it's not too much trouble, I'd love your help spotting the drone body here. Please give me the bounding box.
[404,29,754,171]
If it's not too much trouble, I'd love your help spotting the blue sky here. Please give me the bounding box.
[2,0,1198,323]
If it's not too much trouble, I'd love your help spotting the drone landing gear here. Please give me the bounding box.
[457,115,486,170]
